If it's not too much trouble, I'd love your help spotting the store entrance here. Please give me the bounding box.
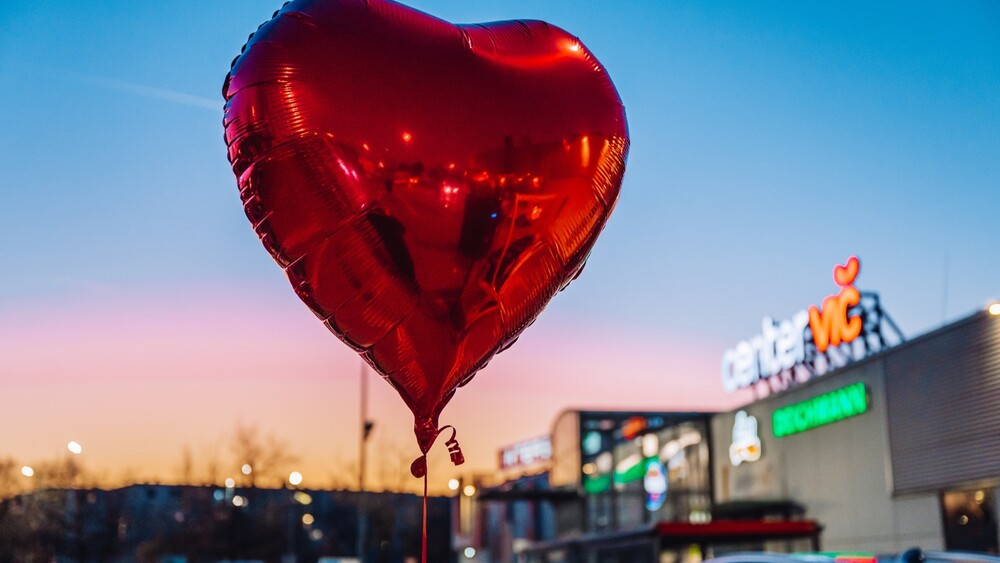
[941,487,999,554]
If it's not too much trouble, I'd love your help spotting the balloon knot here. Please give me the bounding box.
[409,425,464,478]
[410,455,427,478]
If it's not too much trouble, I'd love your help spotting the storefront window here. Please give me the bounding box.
[584,419,711,532]
[941,487,999,554]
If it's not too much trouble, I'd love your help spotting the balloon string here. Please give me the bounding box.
[421,468,428,563]
[409,425,465,563]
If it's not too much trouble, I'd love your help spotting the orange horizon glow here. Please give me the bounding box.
[0,285,738,495]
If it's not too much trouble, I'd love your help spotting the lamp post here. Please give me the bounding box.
[357,362,374,563]
[285,471,303,563]
[360,362,370,492]
[66,441,85,562]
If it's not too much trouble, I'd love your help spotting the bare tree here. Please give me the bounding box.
[370,438,448,494]
[175,446,195,485]
[31,456,86,489]
[325,455,357,490]
[229,423,298,488]
[0,457,21,499]
[200,438,225,485]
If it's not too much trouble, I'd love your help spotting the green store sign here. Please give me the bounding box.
[772,382,870,438]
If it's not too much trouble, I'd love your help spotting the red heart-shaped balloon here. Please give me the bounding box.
[223,0,628,452]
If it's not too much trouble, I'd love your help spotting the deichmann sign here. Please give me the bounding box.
[772,382,870,438]
[722,256,866,393]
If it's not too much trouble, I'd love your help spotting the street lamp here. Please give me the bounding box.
[21,466,34,478]
[289,471,303,487]
[67,441,82,455]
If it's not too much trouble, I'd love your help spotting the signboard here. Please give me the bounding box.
[729,411,762,466]
[772,382,870,438]
[644,459,667,511]
[499,436,552,470]
[722,257,903,394]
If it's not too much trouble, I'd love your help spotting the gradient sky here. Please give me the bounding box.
[1,1,997,493]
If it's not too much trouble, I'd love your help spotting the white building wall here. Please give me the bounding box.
[712,357,944,552]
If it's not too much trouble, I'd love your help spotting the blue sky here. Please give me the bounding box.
[0,1,997,484]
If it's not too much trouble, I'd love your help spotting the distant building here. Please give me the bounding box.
[0,484,452,563]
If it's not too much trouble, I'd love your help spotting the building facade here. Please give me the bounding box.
[462,307,1000,562]
[714,309,1000,553]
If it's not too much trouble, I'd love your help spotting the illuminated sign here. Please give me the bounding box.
[722,257,902,394]
[583,451,613,494]
[499,436,552,470]
[721,312,810,392]
[729,411,762,466]
[644,459,667,511]
[808,256,862,353]
[620,417,648,440]
[772,382,870,438]
[582,431,603,456]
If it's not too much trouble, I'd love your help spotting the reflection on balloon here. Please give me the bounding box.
[223,0,629,455]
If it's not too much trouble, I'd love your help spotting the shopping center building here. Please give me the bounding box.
[455,259,1000,562]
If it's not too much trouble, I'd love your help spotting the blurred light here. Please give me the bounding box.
[302,513,315,526]
[225,477,235,489]
[232,495,245,507]
[289,471,303,486]
[596,452,613,473]
[975,490,986,503]
[582,431,602,455]
[67,441,82,455]
[615,453,642,476]
[448,479,460,491]
[988,302,1000,316]
[21,466,34,477]
[642,434,659,458]
[213,489,225,501]
[463,485,476,497]
[959,514,969,525]
[294,491,313,505]
[582,463,596,475]
[241,463,252,475]
[465,547,477,558]
[310,529,324,541]
[402,132,412,143]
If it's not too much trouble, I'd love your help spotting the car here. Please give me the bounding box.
[704,549,1000,563]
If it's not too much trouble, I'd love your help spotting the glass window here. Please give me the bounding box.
[583,418,712,533]
[941,487,999,554]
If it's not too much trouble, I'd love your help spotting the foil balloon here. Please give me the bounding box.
[223,0,629,456]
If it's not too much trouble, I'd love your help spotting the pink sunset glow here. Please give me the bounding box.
[0,284,736,493]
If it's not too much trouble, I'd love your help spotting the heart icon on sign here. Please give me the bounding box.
[834,256,860,288]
